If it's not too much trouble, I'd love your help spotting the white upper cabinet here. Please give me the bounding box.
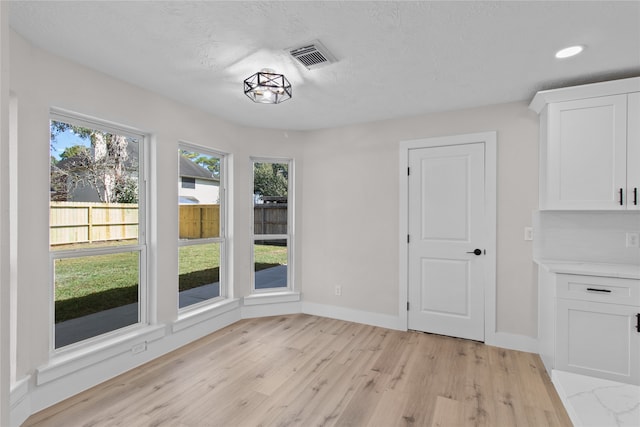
[628,92,640,210]
[548,95,627,209]
[530,78,640,210]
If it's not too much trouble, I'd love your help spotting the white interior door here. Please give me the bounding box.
[407,142,487,341]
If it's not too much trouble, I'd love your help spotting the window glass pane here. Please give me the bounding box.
[254,239,287,289]
[54,251,139,348]
[253,162,288,235]
[50,120,140,248]
[181,177,196,189]
[50,117,144,349]
[178,146,224,309]
[179,150,221,239]
[179,242,221,308]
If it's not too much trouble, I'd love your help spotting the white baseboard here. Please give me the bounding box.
[299,302,540,356]
[301,301,404,331]
[241,300,302,318]
[10,376,31,427]
[29,307,240,416]
[299,303,538,355]
[12,299,542,425]
[485,331,539,353]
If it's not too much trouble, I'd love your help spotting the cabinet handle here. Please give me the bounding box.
[634,188,638,206]
[619,188,624,206]
[586,287,612,293]
[637,314,640,333]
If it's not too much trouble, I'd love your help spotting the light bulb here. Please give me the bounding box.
[555,45,584,59]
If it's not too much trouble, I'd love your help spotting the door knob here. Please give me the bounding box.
[466,249,482,256]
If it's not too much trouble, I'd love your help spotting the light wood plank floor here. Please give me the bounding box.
[25,314,572,427]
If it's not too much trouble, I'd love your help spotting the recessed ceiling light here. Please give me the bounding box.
[555,45,584,59]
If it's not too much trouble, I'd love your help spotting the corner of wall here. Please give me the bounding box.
[486,331,539,354]
[9,376,30,427]
[1,2,12,426]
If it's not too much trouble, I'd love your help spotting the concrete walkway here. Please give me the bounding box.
[55,265,288,348]
[254,264,288,289]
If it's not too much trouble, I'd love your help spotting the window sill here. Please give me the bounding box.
[37,324,166,385]
[243,291,301,306]
[173,298,240,332]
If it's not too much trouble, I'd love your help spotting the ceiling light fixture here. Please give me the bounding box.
[555,45,584,59]
[243,69,292,104]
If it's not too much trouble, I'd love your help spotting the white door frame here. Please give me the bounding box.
[398,132,497,342]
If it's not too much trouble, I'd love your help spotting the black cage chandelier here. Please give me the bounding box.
[244,69,292,104]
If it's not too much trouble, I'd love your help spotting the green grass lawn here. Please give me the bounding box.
[54,241,288,323]
[254,241,288,265]
[54,251,139,322]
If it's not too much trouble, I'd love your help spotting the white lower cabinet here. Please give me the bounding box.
[556,298,639,384]
[554,274,640,385]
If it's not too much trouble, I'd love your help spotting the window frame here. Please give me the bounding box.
[181,177,196,189]
[48,110,149,353]
[250,157,294,294]
[177,143,228,311]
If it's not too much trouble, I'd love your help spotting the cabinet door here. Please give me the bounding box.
[556,298,639,384]
[546,95,627,209]
[628,92,640,210]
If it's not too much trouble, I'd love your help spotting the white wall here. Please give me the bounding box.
[0,3,11,426]
[534,211,640,264]
[8,27,543,423]
[300,103,540,337]
[8,30,305,423]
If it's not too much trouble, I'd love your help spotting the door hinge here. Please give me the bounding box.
[407,301,410,311]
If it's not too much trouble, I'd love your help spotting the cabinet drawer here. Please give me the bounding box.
[557,274,640,305]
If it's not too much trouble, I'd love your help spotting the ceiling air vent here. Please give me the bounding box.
[288,40,336,70]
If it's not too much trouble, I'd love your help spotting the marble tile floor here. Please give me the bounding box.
[553,370,640,427]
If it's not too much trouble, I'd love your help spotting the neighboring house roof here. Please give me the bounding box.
[179,155,219,182]
[179,196,199,204]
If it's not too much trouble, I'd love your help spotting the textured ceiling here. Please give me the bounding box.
[8,1,640,130]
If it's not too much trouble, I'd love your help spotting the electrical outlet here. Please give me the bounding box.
[131,342,147,354]
[334,285,342,296]
[524,227,533,241]
[626,232,640,248]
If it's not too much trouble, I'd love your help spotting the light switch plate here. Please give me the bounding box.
[626,232,640,248]
[524,227,533,241]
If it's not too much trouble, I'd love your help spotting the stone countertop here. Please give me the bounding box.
[534,259,640,280]
[553,370,640,427]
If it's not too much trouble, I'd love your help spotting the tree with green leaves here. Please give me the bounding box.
[253,162,288,200]
[180,149,220,178]
[59,144,90,161]
[50,121,138,203]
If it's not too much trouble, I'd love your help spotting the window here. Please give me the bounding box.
[181,177,195,189]
[178,145,226,309]
[49,112,146,349]
[252,159,292,291]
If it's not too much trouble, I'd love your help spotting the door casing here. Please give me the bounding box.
[399,132,497,341]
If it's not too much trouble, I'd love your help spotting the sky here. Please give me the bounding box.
[50,128,90,160]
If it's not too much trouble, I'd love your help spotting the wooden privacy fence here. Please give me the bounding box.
[51,202,285,244]
[50,201,138,245]
[254,203,287,235]
[179,204,220,239]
